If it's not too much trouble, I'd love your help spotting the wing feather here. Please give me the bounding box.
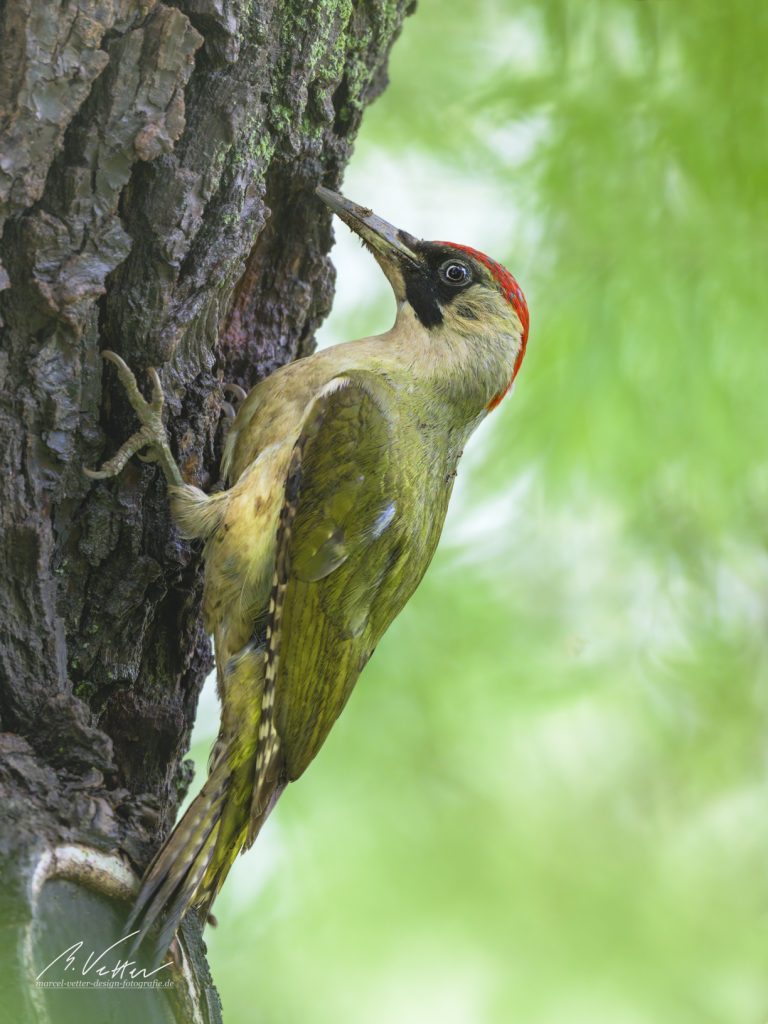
[251,375,408,799]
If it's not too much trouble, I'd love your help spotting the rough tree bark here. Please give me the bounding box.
[0,1,414,1020]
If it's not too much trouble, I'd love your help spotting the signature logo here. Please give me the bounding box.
[36,931,173,989]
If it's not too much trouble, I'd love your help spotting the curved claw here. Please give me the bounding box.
[223,382,247,405]
[102,350,144,402]
[147,367,166,409]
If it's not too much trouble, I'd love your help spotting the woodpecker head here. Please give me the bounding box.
[317,186,529,412]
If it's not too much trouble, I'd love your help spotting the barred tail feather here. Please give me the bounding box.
[147,829,218,966]
[127,758,230,958]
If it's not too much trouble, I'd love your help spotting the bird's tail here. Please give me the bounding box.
[127,756,233,962]
[127,642,280,962]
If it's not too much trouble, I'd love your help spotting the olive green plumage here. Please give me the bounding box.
[88,188,528,959]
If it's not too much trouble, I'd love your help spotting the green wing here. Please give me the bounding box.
[256,374,410,793]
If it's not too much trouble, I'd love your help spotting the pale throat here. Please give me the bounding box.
[373,301,520,418]
[431,319,520,414]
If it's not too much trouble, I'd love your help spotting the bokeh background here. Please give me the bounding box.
[190,2,768,1020]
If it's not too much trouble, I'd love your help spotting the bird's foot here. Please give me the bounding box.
[205,376,248,492]
[219,378,247,421]
[84,351,184,489]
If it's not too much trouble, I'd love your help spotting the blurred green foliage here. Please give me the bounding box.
[199,1,768,1020]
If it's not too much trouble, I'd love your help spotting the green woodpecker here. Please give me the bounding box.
[87,186,529,958]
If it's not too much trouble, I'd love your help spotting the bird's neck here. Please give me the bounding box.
[380,303,518,427]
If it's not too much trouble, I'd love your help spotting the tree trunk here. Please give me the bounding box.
[0,1,413,1019]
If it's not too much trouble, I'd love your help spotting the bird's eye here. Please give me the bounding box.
[439,260,470,286]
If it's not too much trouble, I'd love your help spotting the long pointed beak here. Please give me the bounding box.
[316,186,419,266]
